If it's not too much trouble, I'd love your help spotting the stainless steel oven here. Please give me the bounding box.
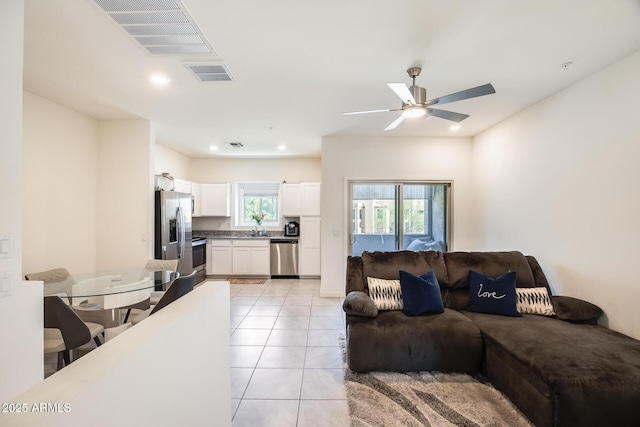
[192,237,206,284]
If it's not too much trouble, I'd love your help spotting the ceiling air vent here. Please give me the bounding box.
[93,0,216,56]
[184,63,234,82]
[228,142,244,148]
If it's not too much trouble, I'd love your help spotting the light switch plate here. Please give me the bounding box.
[0,234,13,259]
[0,271,12,297]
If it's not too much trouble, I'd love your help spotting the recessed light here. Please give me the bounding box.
[209,145,218,151]
[449,125,461,131]
[150,74,170,86]
[278,145,287,151]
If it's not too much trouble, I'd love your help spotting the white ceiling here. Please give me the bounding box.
[23,0,640,159]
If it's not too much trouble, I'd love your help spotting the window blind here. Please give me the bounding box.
[241,182,279,197]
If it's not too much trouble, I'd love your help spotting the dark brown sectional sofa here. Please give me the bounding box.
[343,250,640,427]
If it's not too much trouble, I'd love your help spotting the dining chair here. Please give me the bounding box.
[121,259,180,323]
[145,259,179,272]
[44,296,105,371]
[25,267,74,303]
[131,271,197,325]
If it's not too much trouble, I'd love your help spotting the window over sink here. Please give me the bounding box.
[235,182,280,228]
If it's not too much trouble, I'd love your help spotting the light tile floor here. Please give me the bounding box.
[229,278,350,427]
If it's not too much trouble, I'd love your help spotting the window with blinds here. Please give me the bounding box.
[236,182,280,226]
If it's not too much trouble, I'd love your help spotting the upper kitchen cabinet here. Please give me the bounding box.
[300,182,321,216]
[200,183,231,217]
[173,179,192,194]
[281,182,320,217]
[281,183,301,216]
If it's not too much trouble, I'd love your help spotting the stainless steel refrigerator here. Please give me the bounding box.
[154,190,193,277]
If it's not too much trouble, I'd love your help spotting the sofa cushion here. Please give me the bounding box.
[361,250,449,289]
[463,311,640,427]
[346,309,483,373]
[444,251,536,310]
[343,291,378,318]
[367,277,403,310]
[468,270,521,317]
[516,287,555,316]
[399,270,444,316]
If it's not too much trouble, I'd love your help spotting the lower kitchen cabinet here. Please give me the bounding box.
[209,240,233,275]
[299,217,321,276]
[209,239,270,276]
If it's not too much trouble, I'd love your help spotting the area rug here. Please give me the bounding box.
[345,371,533,427]
[227,278,268,285]
[341,335,533,427]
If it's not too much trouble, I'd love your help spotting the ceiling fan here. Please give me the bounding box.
[344,67,496,130]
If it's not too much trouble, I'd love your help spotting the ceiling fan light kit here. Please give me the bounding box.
[402,106,427,118]
[344,66,496,130]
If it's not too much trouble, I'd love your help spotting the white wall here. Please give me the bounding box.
[97,120,155,270]
[155,143,192,178]
[3,282,231,427]
[473,50,640,339]
[22,92,98,275]
[320,136,474,297]
[0,0,43,403]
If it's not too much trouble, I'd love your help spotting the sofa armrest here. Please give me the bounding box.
[343,291,378,318]
[551,295,603,324]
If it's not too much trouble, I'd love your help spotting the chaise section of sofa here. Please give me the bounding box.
[463,311,640,427]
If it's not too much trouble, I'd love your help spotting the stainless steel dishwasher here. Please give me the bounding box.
[270,239,299,277]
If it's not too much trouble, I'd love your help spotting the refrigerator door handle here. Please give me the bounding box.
[176,206,183,259]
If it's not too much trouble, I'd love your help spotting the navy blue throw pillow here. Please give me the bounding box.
[399,270,445,316]
[468,270,522,317]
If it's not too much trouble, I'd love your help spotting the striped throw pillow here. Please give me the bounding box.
[367,277,403,310]
[516,287,556,316]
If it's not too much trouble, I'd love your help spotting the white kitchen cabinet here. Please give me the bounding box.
[281,183,301,216]
[209,240,233,275]
[200,183,231,217]
[192,183,201,217]
[232,247,251,275]
[173,179,192,194]
[300,182,321,216]
[299,217,321,276]
[210,239,270,276]
[250,247,270,275]
[232,240,270,275]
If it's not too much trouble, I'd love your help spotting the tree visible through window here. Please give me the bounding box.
[243,195,277,222]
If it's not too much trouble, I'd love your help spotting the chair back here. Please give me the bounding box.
[44,296,91,350]
[150,271,197,315]
[145,259,179,272]
[25,268,72,284]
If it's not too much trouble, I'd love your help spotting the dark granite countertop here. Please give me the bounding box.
[193,230,298,240]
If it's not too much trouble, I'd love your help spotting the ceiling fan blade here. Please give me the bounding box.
[427,83,495,106]
[428,109,469,122]
[343,108,391,115]
[386,83,416,105]
[384,115,405,131]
